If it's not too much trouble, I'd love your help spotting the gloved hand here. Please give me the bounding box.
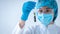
[21,1,36,21]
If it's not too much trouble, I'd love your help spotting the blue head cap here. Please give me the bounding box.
[36,0,58,22]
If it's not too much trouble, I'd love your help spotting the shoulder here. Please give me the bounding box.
[54,24,60,33]
[56,26,60,34]
[52,24,60,30]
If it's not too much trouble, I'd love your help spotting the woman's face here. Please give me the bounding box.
[37,6,54,25]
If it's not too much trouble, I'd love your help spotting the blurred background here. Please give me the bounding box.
[0,0,60,34]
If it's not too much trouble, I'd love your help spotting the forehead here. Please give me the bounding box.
[39,6,52,10]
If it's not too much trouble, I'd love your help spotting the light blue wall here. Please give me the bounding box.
[0,0,60,34]
[0,0,19,34]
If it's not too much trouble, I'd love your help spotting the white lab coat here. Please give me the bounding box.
[12,17,60,34]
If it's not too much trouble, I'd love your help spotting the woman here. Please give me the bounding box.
[34,0,60,34]
[13,0,60,34]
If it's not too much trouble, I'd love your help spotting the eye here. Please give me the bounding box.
[46,10,49,12]
[46,10,50,13]
[40,10,43,13]
[38,10,43,14]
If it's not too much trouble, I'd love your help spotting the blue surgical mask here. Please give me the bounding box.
[37,13,53,26]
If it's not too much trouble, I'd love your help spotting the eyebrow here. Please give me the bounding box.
[46,8,51,9]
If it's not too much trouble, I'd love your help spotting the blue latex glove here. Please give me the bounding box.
[21,1,36,21]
